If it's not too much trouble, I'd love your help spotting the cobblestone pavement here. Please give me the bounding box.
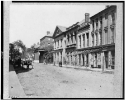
[17,63,114,98]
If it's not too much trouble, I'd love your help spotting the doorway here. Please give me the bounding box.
[95,53,97,68]
[82,54,84,66]
[104,51,108,69]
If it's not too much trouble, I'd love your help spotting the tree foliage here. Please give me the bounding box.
[9,40,27,61]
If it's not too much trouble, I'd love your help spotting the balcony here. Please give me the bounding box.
[66,43,76,48]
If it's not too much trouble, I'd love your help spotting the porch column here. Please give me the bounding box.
[80,53,83,66]
[108,51,112,69]
[88,53,91,68]
[101,52,105,71]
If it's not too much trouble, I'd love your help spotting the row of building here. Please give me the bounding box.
[37,5,116,71]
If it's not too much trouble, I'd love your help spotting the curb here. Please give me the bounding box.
[9,64,26,98]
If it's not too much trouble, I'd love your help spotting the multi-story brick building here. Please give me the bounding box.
[65,22,79,66]
[76,13,91,67]
[39,31,54,63]
[53,5,116,71]
[89,5,116,70]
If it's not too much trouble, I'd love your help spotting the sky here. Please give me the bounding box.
[10,3,106,48]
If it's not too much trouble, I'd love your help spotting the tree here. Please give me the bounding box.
[9,40,27,63]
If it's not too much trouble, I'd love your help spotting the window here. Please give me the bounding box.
[61,39,63,47]
[79,35,81,48]
[92,34,94,46]
[96,19,98,30]
[71,33,73,44]
[111,28,114,43]
[100,16,102,29]
[87,33,89,47]
[111,11,115,24]
[105,30,108,44]
[82,34,85,48]
[58,40,59,48]
[68,35,69,45]
[105,13,108,26]
[92,20,94,31]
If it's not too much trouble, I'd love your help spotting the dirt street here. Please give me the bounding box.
[17,63,114,98]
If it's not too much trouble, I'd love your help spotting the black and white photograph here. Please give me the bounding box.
[2,1,124,99]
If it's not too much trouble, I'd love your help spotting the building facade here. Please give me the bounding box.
[53,5,116,71]
[65,22,79,66]
[39,31,54,63]
[89,5,116,70]
[53,26,67,65]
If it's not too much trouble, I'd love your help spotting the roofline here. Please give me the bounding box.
[90,5,116,19]
[53,23,80,39]
[40,36,53,41]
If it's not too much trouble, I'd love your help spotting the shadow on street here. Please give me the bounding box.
[15,67,33,74]
[9,64,15,72]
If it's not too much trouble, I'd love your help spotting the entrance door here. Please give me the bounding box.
[82,54,84,66]
[104,51,108,69]
[86,54,89,67]
[95,53,97,68]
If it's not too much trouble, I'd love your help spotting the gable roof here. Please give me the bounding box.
[53,25,67,38]
[57,25,67,32]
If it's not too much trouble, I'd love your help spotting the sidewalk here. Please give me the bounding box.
[48,63,114,74]
[9,64,26,98]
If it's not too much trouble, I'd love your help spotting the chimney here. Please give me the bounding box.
[105,5,110,8]
[85,13,90,23]
[47,31,50,35]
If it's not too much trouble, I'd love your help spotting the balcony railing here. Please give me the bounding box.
[104,25,108,31]
[95,29,98,35]
[110,22,115,29]
[99,25,102,32]
[91,30,94,35]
